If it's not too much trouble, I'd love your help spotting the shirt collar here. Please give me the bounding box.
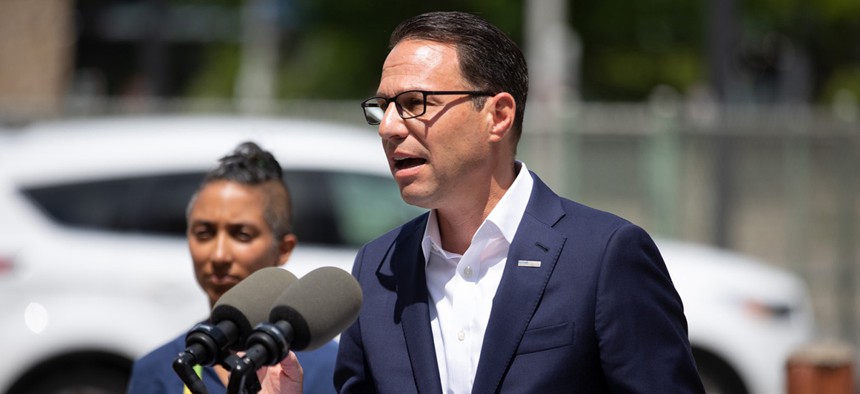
[421,161,534,264]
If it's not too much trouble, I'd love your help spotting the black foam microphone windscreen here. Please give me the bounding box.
[268,266,362,351]
[211,266,297,350]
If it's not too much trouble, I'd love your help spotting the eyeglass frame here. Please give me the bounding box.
[360,90,495,125]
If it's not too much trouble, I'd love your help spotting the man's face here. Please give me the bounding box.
[376,39,495,210]
[187,180,288,307]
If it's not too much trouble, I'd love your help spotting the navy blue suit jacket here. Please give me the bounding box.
[335,173,704,393]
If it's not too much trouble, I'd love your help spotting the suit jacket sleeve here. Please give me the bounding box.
[595,223,703,392]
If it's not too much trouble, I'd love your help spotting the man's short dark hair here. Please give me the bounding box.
[188,141,293,239]
[390,11,529,146]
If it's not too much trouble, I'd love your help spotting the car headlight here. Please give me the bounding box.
[741,299,795,321]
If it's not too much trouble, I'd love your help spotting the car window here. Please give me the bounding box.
[327,171,422,246]
[21,173,200,235]
[21,170,423,248]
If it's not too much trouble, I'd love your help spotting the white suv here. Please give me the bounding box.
[0,116,814,394]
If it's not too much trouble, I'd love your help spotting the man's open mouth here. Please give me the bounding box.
[394,157,427,170]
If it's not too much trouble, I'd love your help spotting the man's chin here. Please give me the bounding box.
[398,188,435,210]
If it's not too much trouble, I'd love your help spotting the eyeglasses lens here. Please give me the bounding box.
[363,101,385,124]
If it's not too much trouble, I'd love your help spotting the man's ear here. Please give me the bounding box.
[487,92,516,143]
[276,233,298,265]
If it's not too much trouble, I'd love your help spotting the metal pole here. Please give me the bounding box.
[523,0,579,194]
[707,0,739,248]
[235,0,281,113]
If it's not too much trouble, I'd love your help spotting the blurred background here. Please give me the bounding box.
[0,0,858,391]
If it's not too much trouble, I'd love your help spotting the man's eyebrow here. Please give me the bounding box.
[375,88,422,97]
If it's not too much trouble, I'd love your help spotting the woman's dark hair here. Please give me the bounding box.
[390,11,529,146]
[188,141,293,238]
[203,141,284,184]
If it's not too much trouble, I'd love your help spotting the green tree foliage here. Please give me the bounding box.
[276,0,523,99]
[570,0,704,101]
[179,0,857,103]
[737,0,860,101]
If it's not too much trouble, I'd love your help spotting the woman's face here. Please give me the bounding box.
[187,180,294,307]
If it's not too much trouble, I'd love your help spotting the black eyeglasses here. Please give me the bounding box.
[360,90,495,125]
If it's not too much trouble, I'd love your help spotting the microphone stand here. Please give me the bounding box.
[226,321,295,394]
[173,351,208,394]
[173,351,263,394]
[172,321,240,394]
[225,354,263,394]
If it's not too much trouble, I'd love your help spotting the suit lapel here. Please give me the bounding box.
[389,215,443,394]
[472,174,567,394]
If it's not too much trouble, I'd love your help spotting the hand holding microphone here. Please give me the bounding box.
[256,351,304,394]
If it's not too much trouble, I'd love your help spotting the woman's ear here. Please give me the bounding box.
[276,233,298,265]
[487,92,516,143]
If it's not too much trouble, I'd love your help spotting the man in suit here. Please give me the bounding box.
[333,11,705,393]
[264,12,704,394]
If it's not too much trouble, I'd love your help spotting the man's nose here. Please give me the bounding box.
[378,102,408,141]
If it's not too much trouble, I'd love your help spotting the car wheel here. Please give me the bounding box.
[694,350,748,394]
[8,364,129,394]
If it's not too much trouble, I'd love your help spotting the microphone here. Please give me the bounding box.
[226,266,362,393]
[173,266,297,394]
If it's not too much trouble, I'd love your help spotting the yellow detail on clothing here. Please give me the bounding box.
[182,364,204,394]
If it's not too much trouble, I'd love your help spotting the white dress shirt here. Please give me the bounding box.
[421,162,534,394]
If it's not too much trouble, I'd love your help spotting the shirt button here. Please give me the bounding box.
[458,330,465,341]
[463,266,473,277]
